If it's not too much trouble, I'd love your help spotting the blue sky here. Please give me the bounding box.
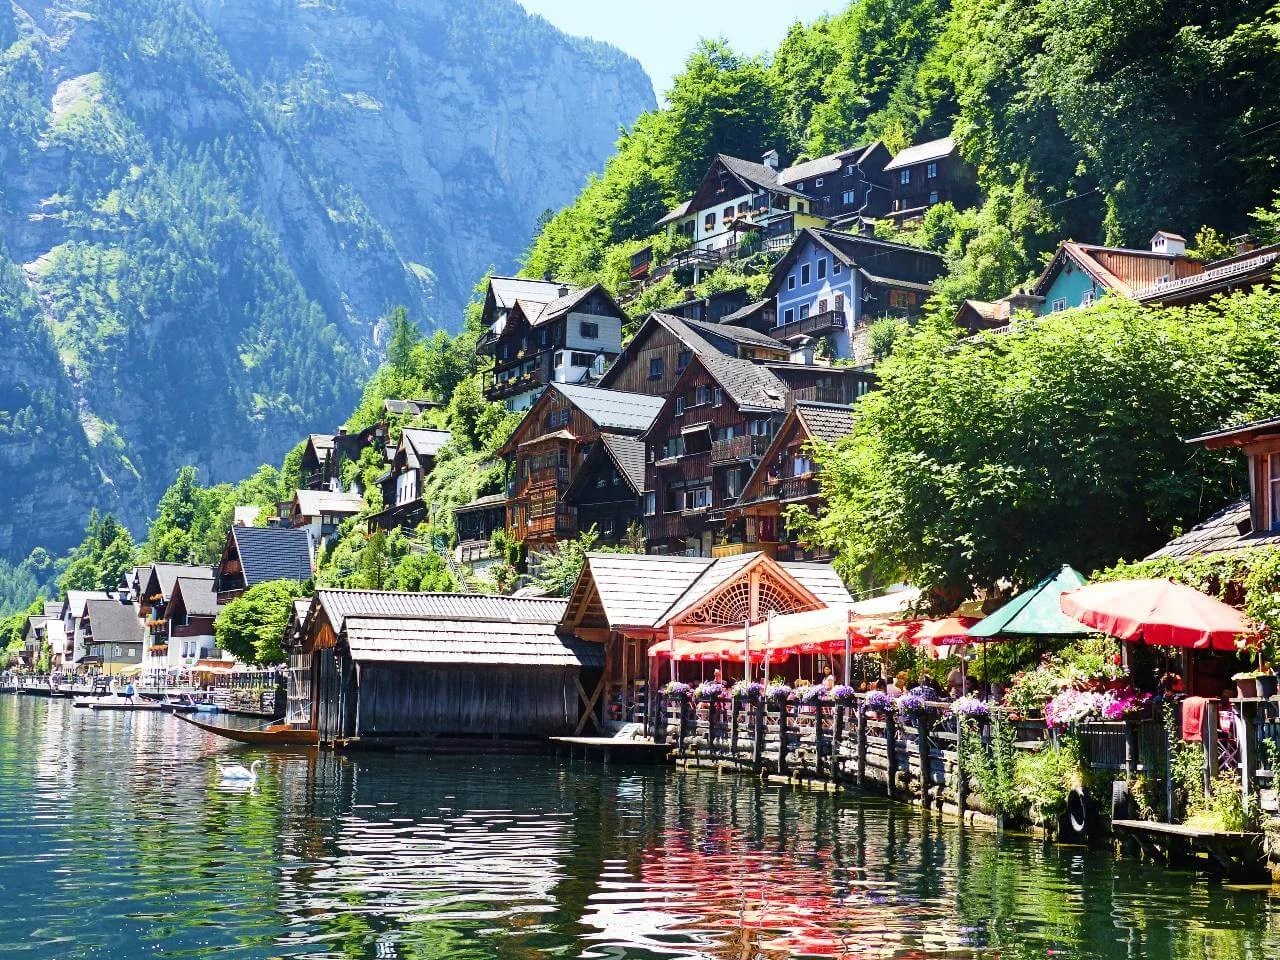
[520,1,848,100]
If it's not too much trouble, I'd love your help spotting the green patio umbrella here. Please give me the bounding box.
[968,564,1093,639]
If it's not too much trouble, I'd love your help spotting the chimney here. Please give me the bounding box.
[1149,231,1186,256]
[558,284,569,297]
[337,426,348,436]
[1232,234,1257,256]
[791,335,816,366]
[762,148,780,171]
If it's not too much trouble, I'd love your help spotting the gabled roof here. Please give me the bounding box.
[780,562,854,606]
[738,402,854,505]
[1189,413,1280,449]
[454,492,507,514]
[762,228,945,299]
[487,276,567,311]
[142,563,214,602]
[310,589,568,635]
[400,428,452,464]
[84,598,145,644]
[599,432,647,494]
[294,488,365,518]
[342,616,602,668]
[64,590,110,620]
[696,352,789,412]
[514,283,620,328]
[229,526,313,586]
[308,433,335,455]
[549,382,665,433]
[777,142,882,185]
[171,576,221,619]
[1146,501,1280,560]
[655,198,693,227]
[717,155,809,199]
[884,136,957,172]
[383,398,435,416]
[717,300,773,327]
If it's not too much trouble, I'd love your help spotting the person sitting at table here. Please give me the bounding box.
[887,671,909,698]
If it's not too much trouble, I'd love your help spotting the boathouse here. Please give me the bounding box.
[298,590,603,745]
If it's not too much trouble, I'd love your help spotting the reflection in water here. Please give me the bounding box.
[0,697,1274,959]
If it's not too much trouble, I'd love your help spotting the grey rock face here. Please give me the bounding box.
[0,0,653,558]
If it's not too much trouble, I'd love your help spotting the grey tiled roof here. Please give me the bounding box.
[143,563,214,601]
[699,353,789,411]
[683,315,786,351]
[173,577,221,619]
[795,402,855,443]
[599,432,647,494]
[777,142,878,185]
[1146,501,1280,559]
[313,589,568,634]
[779,563,855,605]
[884,136,957,171]
[343,617,603,668]
[551,382,664,433]
[488,276,565,310]
[294,488,365,517]
[717,155,808,199]
[717,300,771,326]
[84,598,145,644]
[401,428,452,463]
[454,492,507,513]
[232,526,314,586]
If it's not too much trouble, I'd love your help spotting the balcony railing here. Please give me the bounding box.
[777,475,821,501]
[771,309,846,341]
[712,541,779,559]
[788,382,868,406]
[484,371,541,401]
[526,465,571,487]
[711,435,770,463]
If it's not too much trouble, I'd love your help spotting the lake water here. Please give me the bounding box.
[0,696,1276,959]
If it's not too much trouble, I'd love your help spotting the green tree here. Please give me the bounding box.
[215,580,308,665]
[384,305,421,375]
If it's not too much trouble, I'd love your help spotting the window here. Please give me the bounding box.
[737,201,749,215]
[644,492,656,516]
[801,263,811,285]
[1051,298,1067,313]
[787,274,797,291]
[570,351,594,367]
[888,290,917,309]
[713,387,723,406]
[817,258,827,280]
[842,190,856,205]
[835,293,845,314]
[725,468,744,500]
[648,357,663,380]
[546,408,570,429]
[793,454,814,476]
[722,205,734,221]
[553,351,563,367]
[748,419,772,437]
[817,298,828,313]
[677,349,692,372]
[799,304,810,320]
[928,191,939,205]
[927,162,938,179]
[795,181,804,191]
[1270,454,1280,531]
[684,486,711,510]
[833,261,841,275]
[675,395,685,415]
[692,384,714,406]
[815,177,824,187]
[1081,290,1095,307]
[705,212,716,231]
[900,169,911,185]
[782,308,794,324]
[844,163,856,176]
[579,321,599,339]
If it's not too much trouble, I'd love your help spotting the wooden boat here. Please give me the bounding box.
[90,700,165,712]
[173,711,319,746]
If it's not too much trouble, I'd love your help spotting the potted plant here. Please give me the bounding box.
[765,681,793,706]
[830,684,857,706]
[694,680,726,702]
[731,680,764,703]
[862,691,893,715]
[661,681,692,702]
[1233,671,1263,699]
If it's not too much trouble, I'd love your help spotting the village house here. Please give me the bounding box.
[295,590,601,744]
[367,427,452,533]
[452,493,508,565]
[299,433,336,490]
[61,590,110,670]
[134,562,215,680]
[213,525,314,604]
[20,602,64,669]
[1148,416,1280,561]
[883,137,977,226]
[82,595,146,676]
[597,311,789,397]
[763,228,945,363]
[140,573,225,683]
[290,488,365,544]
[498,382,664,552]
[718,400,855,561]
[563,432,648,548]
[561,551,852,728]
[477,277,626,411]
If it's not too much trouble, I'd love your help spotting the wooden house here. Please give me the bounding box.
[1148,416,1280,561]
[1133,240,1280,308]
[330,420,392,485]
[367,427,451,532]
[477,277,626,411]
[135,562,215,679]
[597,311,789,397]
[763,228,945,362]
[60,590,110,669]
[564,433,647,547]
[562,551,852,727]
[297,590,602,744]
[884,137,977,226]
[721,401,854,561]
[452,493,508,564]
[291,488,365,543]
[776,141,894,224]
[499,382,663,551]
[214,525,314,604]
[1030,233,1203,314]
[299,434,335,490]
[82,596,146,676]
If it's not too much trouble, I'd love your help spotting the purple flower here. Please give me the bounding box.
[897,692,930,717]
[950,696,989,719]
[694,680,727,701]
[830,684,857,704]
[662,681,692,701]
[799,684,829,704]
[863,691,893,714]
[765,682,793,704]
[731,680,765,701]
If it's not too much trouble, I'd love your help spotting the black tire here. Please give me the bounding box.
[1067,786,1091,837]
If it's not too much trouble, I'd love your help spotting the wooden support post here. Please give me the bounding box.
[917,714,931,803]
[814,703,826,777]
[831,704,845,782]
[885,713,897,798]
[955,718,968,814]
[777,704,790,776]
[855,704,867,787]
[1240,700,1256,806]
[730,696,740,760]
[1204,701,1220,798]
[678,698,690,753]
[752,699,765,771]
[654,692,666,744]
[1124,720,1138,779]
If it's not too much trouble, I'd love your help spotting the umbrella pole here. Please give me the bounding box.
[668,624,676,684]
[843,610,852,687]
[743,618,750,682]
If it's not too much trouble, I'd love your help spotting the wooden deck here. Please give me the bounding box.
[1112,819,1266,877]
[550,736,672,765]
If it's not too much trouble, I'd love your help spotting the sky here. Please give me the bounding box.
[519,1,848,101]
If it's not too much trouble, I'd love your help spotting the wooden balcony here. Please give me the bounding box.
[711,434,770,463]
[788,381,869,406]
[526,465,571,487]
[526,508,577,540]
[771,309,846,342]
[777,475,821,502]
[484,370,542,402]
[712,541,780,559]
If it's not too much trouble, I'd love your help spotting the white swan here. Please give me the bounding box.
[217,759,263,783]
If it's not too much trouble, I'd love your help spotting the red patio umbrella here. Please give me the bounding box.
[915,616,981,646]
[1059,578,1256,651]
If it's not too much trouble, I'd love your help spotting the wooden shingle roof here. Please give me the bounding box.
[1146,501,1280,560]
[343,617,602,668]
[312,589,567,634]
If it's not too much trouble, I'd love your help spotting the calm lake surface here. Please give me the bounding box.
[0,696,1276,959]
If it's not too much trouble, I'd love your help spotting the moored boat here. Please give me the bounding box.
[173,711,318,746]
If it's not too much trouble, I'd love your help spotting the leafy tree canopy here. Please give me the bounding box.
[215,579,309,665]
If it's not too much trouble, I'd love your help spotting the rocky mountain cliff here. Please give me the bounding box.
[0,0,653,560]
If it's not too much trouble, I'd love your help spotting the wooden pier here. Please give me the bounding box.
[1112,819,1266,877]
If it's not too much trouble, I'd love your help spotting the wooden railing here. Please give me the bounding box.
[526,508,577,539]
[776,475,820,501]
[711,434,770,463]
[771,309,846,341]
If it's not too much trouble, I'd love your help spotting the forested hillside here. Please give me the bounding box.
[0,0,653,561]
[525,1,1280,309]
